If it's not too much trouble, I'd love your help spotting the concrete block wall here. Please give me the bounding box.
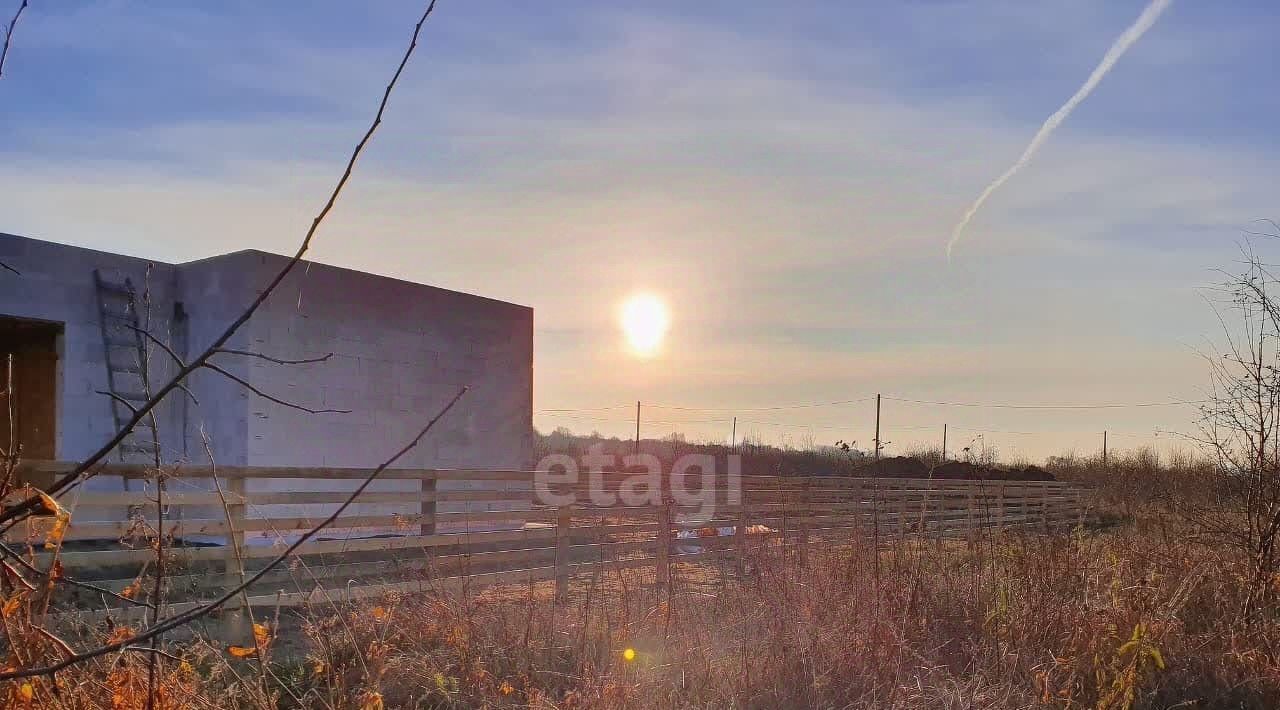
[0,234,188,521]
[233,251,535,530]
[0,235,535,533]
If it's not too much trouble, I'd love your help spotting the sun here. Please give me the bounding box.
[620,293,670,357]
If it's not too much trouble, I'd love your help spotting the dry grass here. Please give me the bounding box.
[10,453,1280,708]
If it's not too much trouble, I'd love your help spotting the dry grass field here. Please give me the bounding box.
[8,448,1277,709]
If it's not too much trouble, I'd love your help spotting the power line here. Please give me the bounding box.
[541,394,1203,414]
[735,419,854,430]
[542,413,859,432]
[536,404,632,413]
[882,395,1205,410]
[646,397,876,412]
[544,414,731,425]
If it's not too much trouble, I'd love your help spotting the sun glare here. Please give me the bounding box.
[620,293,670,357]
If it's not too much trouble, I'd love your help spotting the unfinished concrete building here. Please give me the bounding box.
[0,233,534,534]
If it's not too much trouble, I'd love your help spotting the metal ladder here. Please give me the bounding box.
[93,269,160,462]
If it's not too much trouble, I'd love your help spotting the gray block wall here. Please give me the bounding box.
[0,234,534,529]
[0,234,187,521]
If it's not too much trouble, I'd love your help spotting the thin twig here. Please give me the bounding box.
[140,268,165,710]
[197,428,274,704]
[0,542,154,609]
[1,353,18,493]
[0,0,27,79]
[94,391,138,415]
[32,624,75,659]
[0,385,466,680]
[204,363,350,415]
[0,0,438,529]
[123,646,182,663]
[215,348,334,365]
[126,324,185,368]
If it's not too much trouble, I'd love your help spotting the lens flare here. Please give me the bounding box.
[623,648,637,662]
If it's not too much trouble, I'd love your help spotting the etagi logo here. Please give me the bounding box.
[533,444,741,520]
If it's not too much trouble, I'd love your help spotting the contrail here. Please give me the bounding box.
[946,0,1173,260]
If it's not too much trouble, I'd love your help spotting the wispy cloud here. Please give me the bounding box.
[946,0,1174,259]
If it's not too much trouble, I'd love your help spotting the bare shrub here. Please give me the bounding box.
[1186,247,1280,621]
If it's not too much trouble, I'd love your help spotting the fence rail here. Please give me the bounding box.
[11,462,1087,637]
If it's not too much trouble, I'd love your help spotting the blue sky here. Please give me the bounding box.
[3,1,1278,459]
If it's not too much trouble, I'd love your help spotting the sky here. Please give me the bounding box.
[2,0,1278,461]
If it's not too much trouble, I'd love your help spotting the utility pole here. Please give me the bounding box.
[942,423,947,462]
[874,394,881,461]
[1102,430,1107,468]
[634,401,641,455]
[731,416,737,452]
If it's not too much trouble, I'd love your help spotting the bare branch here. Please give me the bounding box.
[203,363,350,415]
[1244,218,1280,240]
[95,390,138,415]
[118,325,199,406]
[0,0,438,526]
[0,0,27,79]
[123,645,182,663]
[0,385,466,680]
[32,624,75,660]
[0,542,154,610]
[214,348,334,365]
[126,324,185,369]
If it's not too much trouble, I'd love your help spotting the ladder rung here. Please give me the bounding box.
[105,338,137,348]
[114,391,149,402]
[110,364,144,374]
[119,442,159,454]
[97,281,134,298]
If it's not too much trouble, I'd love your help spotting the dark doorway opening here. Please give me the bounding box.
[0,316,62,466]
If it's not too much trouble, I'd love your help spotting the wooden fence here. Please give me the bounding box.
[9,463,1087,636]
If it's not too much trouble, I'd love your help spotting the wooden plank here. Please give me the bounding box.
[242,528,558,558]
[65,488,535,508]
[8,508,555,542]
[22,462,1083,496]
[20,461,540,482]
[52,545,226,567]
[46,526,562,568]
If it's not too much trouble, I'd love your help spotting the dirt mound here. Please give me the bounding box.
[1003,464,1054,481]
[852,457,1057,481]
[863,456,930,478]
[931,461,985,479]
[933,462,1056,481]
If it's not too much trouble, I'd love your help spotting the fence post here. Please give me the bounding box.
[932,483,942,552]
[799,477,811,567]
[850,478,864,541]
[735,498,749,574]
[966,485,977,550]
[997,483,1006,535]
[420,474,437,537]
[221,476,248,643]
[554,505,572,603]
[656,501,671,589]
[896,483,907,540]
